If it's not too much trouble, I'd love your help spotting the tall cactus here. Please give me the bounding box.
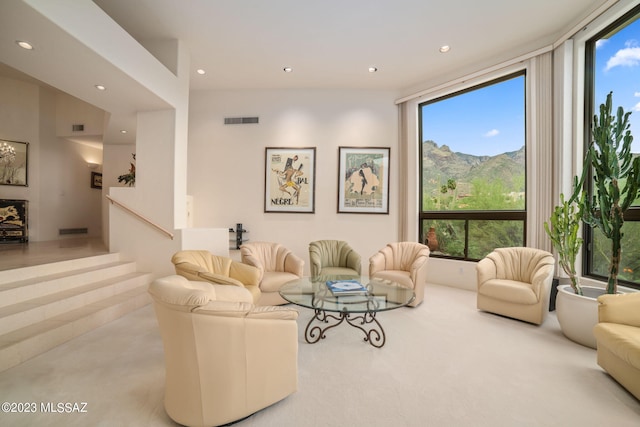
[577,92,640,294]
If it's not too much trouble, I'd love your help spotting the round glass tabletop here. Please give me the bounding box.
[279,274,415,313]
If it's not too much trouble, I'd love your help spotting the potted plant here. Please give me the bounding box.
[117,153,136,187]
[551,92,639,348]
[544,192,583,295]
[579,92,640,295]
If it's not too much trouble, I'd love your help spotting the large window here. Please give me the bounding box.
[585,6,640,289]
[419,73,526,261]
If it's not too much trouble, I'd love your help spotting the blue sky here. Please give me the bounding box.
[421,75,525,157]
[422,17,640,156]
[595,17,640,149]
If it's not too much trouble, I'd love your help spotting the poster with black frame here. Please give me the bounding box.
[337,146,389,214]
[264,147,316,213]
[0,199,28,242]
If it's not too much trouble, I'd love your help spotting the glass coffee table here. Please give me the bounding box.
[279,275,415,348]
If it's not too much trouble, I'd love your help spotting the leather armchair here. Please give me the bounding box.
[171,250,261,303]
[593,292,640,400]
[476,247,554,325]
[369,242,430,307]
[148,275,298,427]
[309,240,361,277]
[240,241,304,306]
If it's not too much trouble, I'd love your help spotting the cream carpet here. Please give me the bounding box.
[0,283,639,426]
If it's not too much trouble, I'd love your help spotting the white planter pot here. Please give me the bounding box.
[555,284,606,349]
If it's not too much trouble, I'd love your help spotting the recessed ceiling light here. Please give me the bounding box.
[368,67,378,73]
[283,67,293,73]
[16,40,33,50]
[439,45,451,53]
[196,68,206,75]
[120,130,127,134]
[94,85,106,91]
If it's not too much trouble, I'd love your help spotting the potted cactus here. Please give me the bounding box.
[544,192,583,295]
[553,92,639,348]
[579,92,640,295]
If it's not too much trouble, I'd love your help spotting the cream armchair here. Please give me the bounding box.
[593,292,640,400]
[369,242,430,307]
[476,247,554,325]
[171,250,261,303]
[309,240,361,277]
[148,275,298,427]
[240,241,304,305]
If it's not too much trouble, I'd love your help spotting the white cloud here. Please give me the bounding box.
[635,92,640,97]
[484,129,499,137]
[596,39,608,49]
[634,102,640,112]
[605,45,640,71]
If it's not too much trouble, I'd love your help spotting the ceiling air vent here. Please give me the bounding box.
[224,117,259,125]
[72,124,85,132]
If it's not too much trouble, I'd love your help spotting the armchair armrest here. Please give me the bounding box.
[284,253,304,277]
[174,261,207,275]
[194,301,299,321]
[598,292,640,327]
[369,252,385,276]
[309,249,322,277]
[194,300,254,317]
[346,250,362,274]
[476,258,497,288]
[410,254,429,274]
[247,306,299,320]
[239,252,265,282]
[198,271,244,287]
[409,253,429,284]
[529,263,554,297]
[229,261,261,287]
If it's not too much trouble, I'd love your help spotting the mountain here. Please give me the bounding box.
[422,140,525,197]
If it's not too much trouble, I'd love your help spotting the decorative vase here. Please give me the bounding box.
[555,284,606,349]
[426,227,439,251]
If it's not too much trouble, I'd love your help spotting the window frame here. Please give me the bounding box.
[582,4,640,290]
[418,71,527,261]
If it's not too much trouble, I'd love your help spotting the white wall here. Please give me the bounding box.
[102,143,135,246]
[0,76,40,237]
[0,76,103,242]
[188,89,400,273]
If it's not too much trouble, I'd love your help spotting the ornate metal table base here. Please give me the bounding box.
[304,308,386,348]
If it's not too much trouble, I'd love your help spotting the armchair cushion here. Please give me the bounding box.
[309,240,361,277]
[260,271,300,293]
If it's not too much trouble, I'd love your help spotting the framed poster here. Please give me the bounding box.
[338,147,389,214]
[91,172,103,189]
[0,199,28,242]
[0,140,28,186]
[264,147,316,213]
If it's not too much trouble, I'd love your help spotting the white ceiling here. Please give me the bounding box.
[93,0,609,92]
[0,0,613,145]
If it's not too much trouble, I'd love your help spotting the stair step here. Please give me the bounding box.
[0,260,137,308]
[0,272,149,335]
[0,283,151,373]
[0,253,121,285]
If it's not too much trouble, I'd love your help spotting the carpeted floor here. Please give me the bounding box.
[0,283,638,426]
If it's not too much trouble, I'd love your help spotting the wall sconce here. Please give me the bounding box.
[87,162,100,170]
